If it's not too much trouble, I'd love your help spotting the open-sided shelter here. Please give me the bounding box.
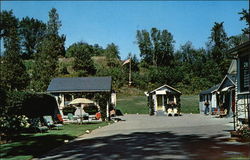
[146,84,182,116]
[47,76,114,119]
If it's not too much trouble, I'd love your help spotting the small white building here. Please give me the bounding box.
[145,84,182,116]
[199,84,219,114]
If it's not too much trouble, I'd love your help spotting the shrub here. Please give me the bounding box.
[0,91,60,137]
[62,106,76,115]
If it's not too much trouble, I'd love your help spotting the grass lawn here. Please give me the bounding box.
[0,122,109,160]
[116,95,199,114]
[116,96,148,114]
[180,95,199,114]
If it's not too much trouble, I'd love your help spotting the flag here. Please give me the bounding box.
[122,58,131,66]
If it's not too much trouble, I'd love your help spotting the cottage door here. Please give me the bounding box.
[157,95,163,110]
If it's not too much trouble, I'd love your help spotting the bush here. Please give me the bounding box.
[0,91,60,137]
[62,106,76,115]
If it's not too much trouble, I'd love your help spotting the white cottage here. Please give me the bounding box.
[146,84,182,116]
[199,84,219,114]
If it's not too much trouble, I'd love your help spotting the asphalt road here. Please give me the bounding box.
[38,114,250,160]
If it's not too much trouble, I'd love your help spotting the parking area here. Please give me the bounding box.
[38,114,250,160]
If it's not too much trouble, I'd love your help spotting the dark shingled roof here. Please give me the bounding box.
[47,76,112,93]
[200,84,219,95]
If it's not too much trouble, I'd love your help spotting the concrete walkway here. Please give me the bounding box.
[38,114,250,160]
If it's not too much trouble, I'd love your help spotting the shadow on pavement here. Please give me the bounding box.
[39,131,250,160]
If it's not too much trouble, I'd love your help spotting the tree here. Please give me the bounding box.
[47,8,61,35]
[31,8,65,91]
[136,29,153,65]
[46,8,65,57]
[136,28,175,67]
[208,22,230,77]
[105,43,120,59]
[228,34,248,48]
[239,9,250,35]
[158,29,175,66]
[19,17,46,59]
[0,10,29,91]
[72,42,96,76]
[208,22,229,62]
[31,37,60,91]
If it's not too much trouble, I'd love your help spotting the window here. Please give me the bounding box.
[240,55,250,92]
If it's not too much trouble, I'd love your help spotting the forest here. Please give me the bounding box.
[0,8,249,95]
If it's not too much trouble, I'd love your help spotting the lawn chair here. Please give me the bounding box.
[43,115,63,129]
[167,108,173,116]
[29,117,48,133]
[173,108,178,116]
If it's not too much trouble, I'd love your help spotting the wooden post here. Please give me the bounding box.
[129,58,132,86]
[106,100,109,121]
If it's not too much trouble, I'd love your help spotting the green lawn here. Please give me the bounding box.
[0,122,109,160]
[116,96,148,114]
[116,95,199,114]
[180,95,199,114]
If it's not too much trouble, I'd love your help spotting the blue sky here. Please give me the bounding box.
[1,1,248,59]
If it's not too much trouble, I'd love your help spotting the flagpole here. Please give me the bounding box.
[129,57,132,86]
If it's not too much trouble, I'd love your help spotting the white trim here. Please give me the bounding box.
[221,86,234,92]
[217,75,235,91]
[237,91,250,95]
[150,84,181,94]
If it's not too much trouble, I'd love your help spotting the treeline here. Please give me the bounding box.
[0,8,249,95]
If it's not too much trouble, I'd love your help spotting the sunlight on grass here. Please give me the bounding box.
[0,122,109,160]
[116,95,199,114]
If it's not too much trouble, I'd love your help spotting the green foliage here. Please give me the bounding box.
[208,22,229,62]
[136,28,175,66]
[31,8,65,91]
[62,106,76,115]
[96,66,125,89]
[19,17,46,59]
[228,34,249,49]
[66,42,104,58]
[0,10,29,91]
[47,8,61,36]
[0,91,60,136]
[105,43,121,60]
[94,93,110,121]
[239,9,250,35]
[72,42,96,76]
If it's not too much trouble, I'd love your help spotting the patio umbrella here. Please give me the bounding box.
[69,98,95,124]
[68,98,95,105]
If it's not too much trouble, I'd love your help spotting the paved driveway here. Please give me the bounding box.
[38,114,250,160]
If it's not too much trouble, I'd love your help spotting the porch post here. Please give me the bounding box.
[162,95,165,112]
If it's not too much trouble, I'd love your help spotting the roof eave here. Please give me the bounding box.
[47,89,111,93]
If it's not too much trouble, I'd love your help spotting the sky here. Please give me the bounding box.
[1,1,249,60]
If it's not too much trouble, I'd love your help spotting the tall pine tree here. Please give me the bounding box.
[0,10,29,91]
[31,8,65,91]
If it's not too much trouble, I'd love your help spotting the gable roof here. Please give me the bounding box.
[217,74,236,91]
[47,76,112,93]
[149,84,181,94]
[200,84,219,95]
